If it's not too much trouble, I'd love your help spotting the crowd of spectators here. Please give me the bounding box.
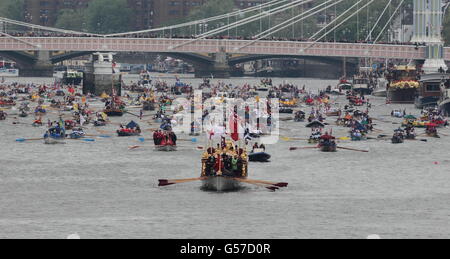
[0,31,428,47]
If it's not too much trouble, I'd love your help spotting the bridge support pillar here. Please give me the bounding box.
[412,0,447,73]
[195,49,231,78]
[83,53,122,96]
[19,51,54,77]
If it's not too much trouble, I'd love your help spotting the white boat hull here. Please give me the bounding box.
[44,138,66,144]
[201,176,242,192]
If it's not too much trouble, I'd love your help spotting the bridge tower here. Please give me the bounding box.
[412,0,448,73]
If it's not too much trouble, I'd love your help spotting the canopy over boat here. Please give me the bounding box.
[306,121,325,128]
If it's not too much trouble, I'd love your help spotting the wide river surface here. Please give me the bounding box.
[0,74,449,239]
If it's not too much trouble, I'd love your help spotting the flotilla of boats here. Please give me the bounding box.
[2,60,450,193]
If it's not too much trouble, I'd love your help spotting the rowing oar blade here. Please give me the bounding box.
[158,180,175,187]
[289,146,318,151]
[273,182,289,188]
[266,186,279,192]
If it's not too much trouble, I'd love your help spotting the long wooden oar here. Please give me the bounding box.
[289,146,319,151]
[125,111,141,118]
[67,138,96,142]
[281,137,309,141]
[337,146,369,152]
[85,134,111,138]
[405,138,428,142]
[241,179,289,188]
[158,177,206,187]
[232,178,279,191]
[16,137,44,142]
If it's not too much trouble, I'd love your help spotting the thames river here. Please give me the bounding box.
[0,75,449,238]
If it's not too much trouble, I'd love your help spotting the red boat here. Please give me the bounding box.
[154,130,177,151]
[117,128,141,137]
[305,98,314,105]
[0,99,15,107]
[348,96,365,106]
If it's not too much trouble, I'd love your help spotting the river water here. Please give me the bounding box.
[0,75,449,239]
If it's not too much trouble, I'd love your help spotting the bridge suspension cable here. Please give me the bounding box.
[0,17,101,37]
[196,0,311,39]
[235,0,344,51]
[255,0,344,39]
[104,0,291,37]
[365,0,394,41]
[169,0,312,50]
[309,0,367,40]
[373,0,405,44]
[301,0,377,52]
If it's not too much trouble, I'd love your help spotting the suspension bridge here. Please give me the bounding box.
[0,0,448,77]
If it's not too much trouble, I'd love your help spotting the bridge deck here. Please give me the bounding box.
[0,37,439,60]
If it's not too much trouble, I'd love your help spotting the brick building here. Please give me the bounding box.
[23,0,152,29]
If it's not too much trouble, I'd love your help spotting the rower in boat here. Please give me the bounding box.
[32,116,43,127]
[19,109,28,118]
[249,143,271,162]
[103,90,125,117]
[350,129,365,141]
[318,132,337,152]
[0,110,6,120]
[201,139,248,191]
[404,125,416,140]
[117,121,141,137]
[308,129,322,144]
[44,124,66,144]
[34,106,46,115]
[391,128,405,144]
[153,129,177,151]
[69,127,86,139]
[425,123,440,138]
[294,110,306,122]
[391,109,406,118]
[64,120,77,130]
[93,112,107,127]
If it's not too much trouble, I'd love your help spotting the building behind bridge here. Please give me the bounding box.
[22,0,272,30]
